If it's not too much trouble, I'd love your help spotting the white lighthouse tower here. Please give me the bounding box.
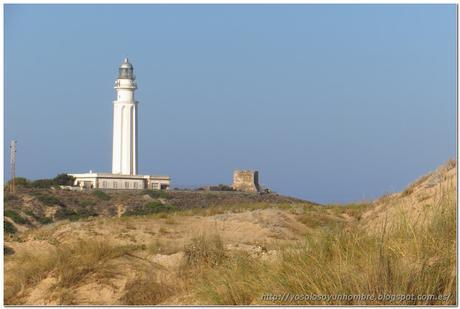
[69,58,170,190]
[112,58,138,175]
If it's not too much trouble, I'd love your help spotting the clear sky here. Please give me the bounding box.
[4,4,456,204]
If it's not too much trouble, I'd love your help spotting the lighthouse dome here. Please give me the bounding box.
[120,58,133,69]
[118,58,135,79]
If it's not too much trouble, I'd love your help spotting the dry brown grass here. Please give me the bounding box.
[118,270,175,305]
[4,249,57,304]
[4,239,142,305]
[182,233,226,270]
[185,192,456,305]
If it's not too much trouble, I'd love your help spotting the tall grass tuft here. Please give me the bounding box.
[118,271,175,305]
[183,234,226,270]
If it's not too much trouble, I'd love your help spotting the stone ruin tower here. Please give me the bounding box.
[232,170,260,192]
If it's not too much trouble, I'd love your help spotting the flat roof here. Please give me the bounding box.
[69,173,170,180]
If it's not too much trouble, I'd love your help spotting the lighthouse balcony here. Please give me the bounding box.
[114,80,137,89]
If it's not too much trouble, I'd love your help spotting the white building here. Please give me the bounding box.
[70,58,171,190]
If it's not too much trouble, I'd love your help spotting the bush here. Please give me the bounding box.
[33,193,65,207]
[92,190,111,201]
[37,216,54,225]
[143,190,170,199]
[4,220,17,234]
[6,177,30,188]
[55,208,98,222]
[53,174,75,186]
[4,210,30,225]
[209,184,234,192]
[79,200,96,207]
[24,210,53,225]
[6,174,75,190]
[55,208,79,221]
[123,202,176,217]
[30,179,55,188]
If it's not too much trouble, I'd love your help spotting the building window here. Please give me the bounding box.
[125,182,129,189]
[134,182,138,189]
[113,182,118,189]
[102,181,107,188]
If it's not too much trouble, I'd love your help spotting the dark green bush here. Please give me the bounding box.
[143,190,170,199]
[209,184,235,191]
[30,179,55,188]
[53,174,75,186]
[55,208,98,222]
[6,177,30,188]
[25,211,53,225]
[33,193,65,207]
[146,202,176,213]
[123,202,176,216]
[92,190,111,201]
[4,220,17,234]
[55,208,79,221]
[79,199,96,207]
[4,210,30,225]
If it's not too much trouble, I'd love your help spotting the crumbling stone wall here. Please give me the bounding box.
[232,170,260,192]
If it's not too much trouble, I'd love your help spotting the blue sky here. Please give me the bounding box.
[4,4,456,203]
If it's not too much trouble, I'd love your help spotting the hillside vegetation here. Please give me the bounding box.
[4,161,456,305]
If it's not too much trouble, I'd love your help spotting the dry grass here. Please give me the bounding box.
[4,239,142,305]
[4,249,57,304]
[186,192,456,305]
[4,163,456,305]
[177,202,302,218]
[182,234,226,270]
[118,270,175,305]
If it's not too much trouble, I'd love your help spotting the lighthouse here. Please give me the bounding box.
[69,58,171,190]
[112,58,138,175]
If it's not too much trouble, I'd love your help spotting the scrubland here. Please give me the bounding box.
[4,160,456,305]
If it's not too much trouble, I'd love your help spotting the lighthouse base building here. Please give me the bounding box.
[68,173,170,190]
[70,58,171,190]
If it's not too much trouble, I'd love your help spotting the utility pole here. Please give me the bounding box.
[10,140,16,194]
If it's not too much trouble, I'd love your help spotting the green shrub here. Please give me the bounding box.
[92,190,111,201]
[24,210,53,225]
[6,177,30,188]
[209,184,234,191]
[34,193,65,207]
[55,208,79,221]
[79,199,96,207]
[20,174,75,189]
[123,202,176,217]
[30,179,55,188]
[55,208,98,222]
[37,216,54,224]
[4,220,17,234]
[143,190,170,199]
[4,210,30,225]
[53,174,75,186]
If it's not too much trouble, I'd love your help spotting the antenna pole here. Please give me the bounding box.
[10,140,16,194]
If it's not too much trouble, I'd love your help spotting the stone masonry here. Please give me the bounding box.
[232,170,260,192]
